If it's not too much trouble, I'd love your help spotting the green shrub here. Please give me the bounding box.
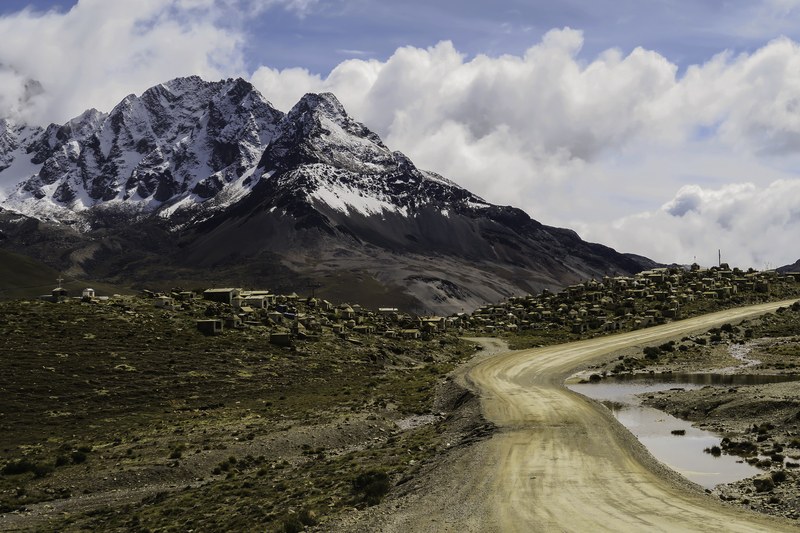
[32,463,53,478]
[168,444,185,460]
[281,516,304,533]
[298,508,317,526]
[643,346,660,360]
[352,470,390,506]
[71,451,87,464]
[1,459,37,476]
[771,470,787,483]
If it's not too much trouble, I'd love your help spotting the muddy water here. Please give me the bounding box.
[568,373,799,489]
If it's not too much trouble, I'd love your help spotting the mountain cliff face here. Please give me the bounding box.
[0,76,283,222]
[0,77,647,313]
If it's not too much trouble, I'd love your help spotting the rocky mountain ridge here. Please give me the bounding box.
[0,77,648,313]
[778,259,800,273]
[0,76,283,224]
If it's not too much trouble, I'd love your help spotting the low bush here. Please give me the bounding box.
[71,451,87,464]
[352,470,391,506]
[1,459,37,476]
[771,470,787,483]
[168,444,186,460]
[281,516,303,533]
[643,346,660,360]
[2,458,54,478]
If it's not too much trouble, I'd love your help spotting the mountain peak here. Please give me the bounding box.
[64,108,106,138]
[293,92,348,118]
[257,91,392,175]
[160,75,207,95]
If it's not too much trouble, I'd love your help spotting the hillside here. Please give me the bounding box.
[778,259,800,273]
[0,247,123,299]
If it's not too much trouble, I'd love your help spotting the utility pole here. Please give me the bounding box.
[307,282,322,298]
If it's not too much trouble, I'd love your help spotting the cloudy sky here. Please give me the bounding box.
[1,0,800,269]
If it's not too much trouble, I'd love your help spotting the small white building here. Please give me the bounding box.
[82,288,96,298]
[155,296,176,310]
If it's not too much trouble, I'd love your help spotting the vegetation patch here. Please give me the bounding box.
[0,296,475,531]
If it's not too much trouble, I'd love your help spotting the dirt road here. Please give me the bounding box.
[363,300,800,532]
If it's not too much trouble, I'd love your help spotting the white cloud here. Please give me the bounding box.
[251,30,800,267]
[242,0,320,17]
[586,180,800,268]
[0,0,246,124]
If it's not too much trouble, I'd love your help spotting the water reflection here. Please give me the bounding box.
[606,372,800,386]
[567,373,799,489]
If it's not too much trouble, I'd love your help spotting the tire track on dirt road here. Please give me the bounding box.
[467,299,800,532]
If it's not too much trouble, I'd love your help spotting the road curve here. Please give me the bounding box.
[365,299,800,532]
[467,299,800,532]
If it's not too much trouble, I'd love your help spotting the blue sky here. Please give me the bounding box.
[2,0,796,75]
[0,0,799,267]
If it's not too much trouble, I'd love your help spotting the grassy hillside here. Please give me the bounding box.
[0,248,124,299]
[0,296,475,531]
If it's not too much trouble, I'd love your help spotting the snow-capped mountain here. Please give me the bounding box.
[0,77,648,312]
[0,76,283,223]
[251,92,490,222]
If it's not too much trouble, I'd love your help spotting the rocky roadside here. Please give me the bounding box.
[642,380,800,522]
[610,303,800,523]
[312,339,502,532]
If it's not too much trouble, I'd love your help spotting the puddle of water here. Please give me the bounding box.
[567,373,799,489]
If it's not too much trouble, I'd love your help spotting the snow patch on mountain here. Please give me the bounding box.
[308,170,410,217]
[0,120,42,199]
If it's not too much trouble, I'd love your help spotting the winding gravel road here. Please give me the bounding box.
[372,300,800,532]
